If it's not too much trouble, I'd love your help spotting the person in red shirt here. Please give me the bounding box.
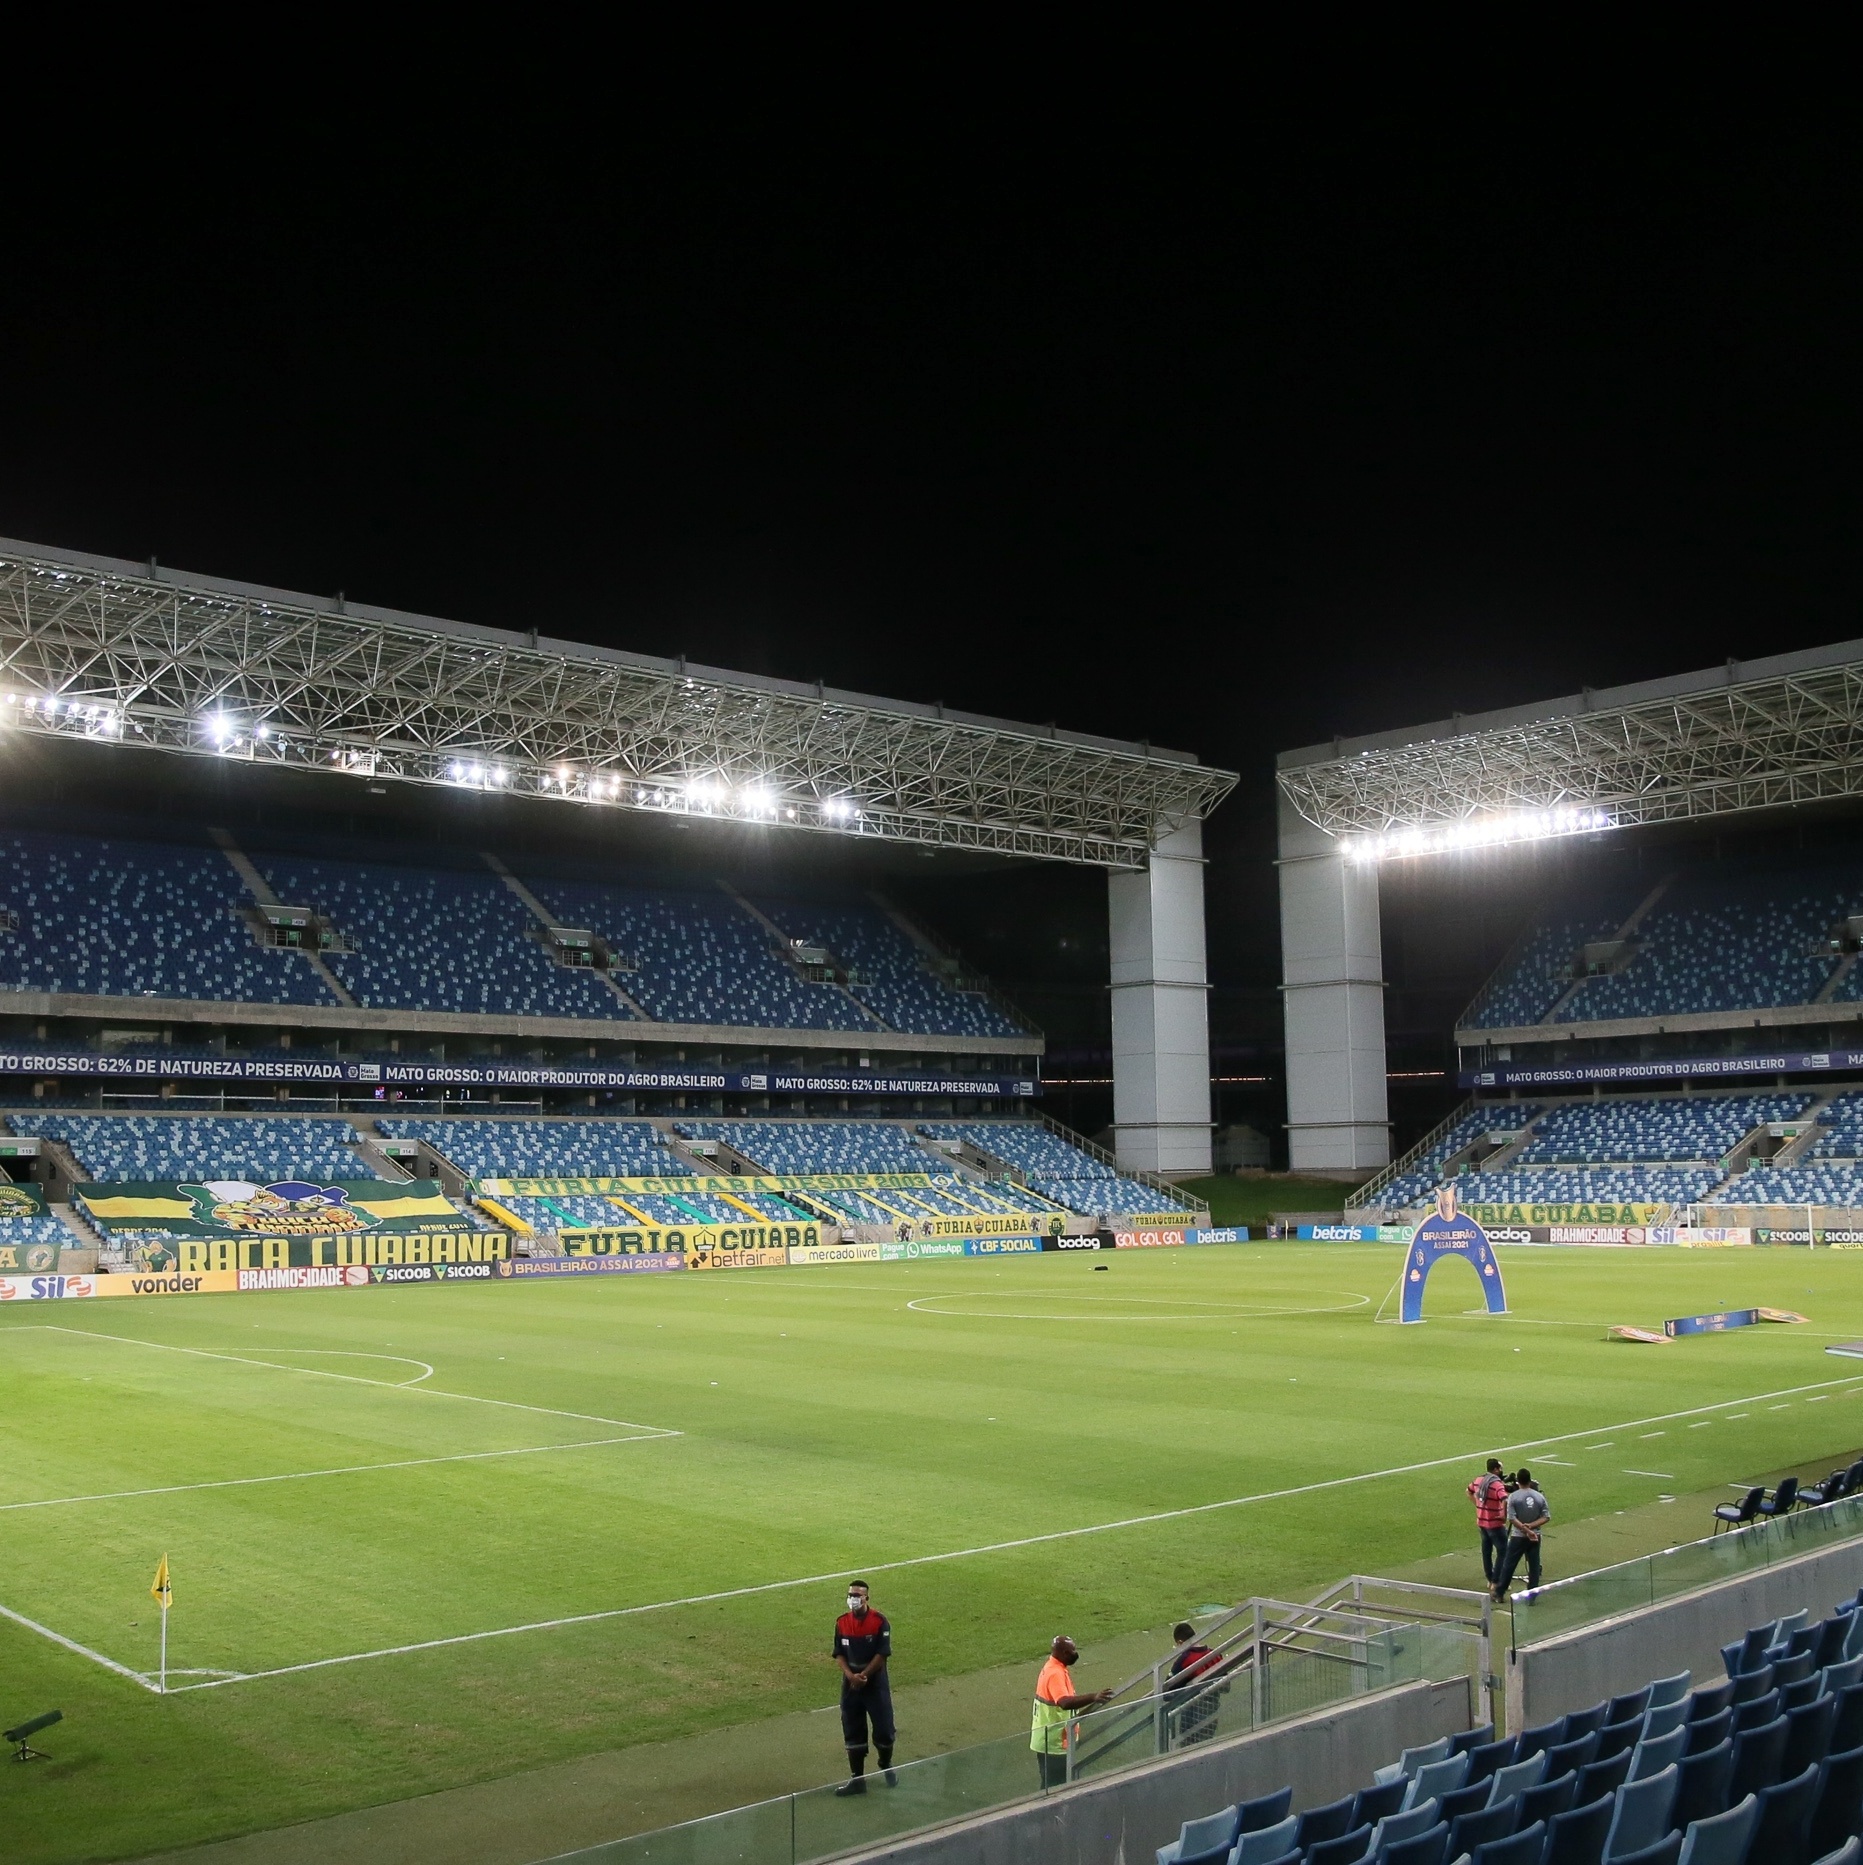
[831,1581,894,1795]
[1468,1457,1509,1588]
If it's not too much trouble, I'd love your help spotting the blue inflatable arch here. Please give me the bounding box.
[1400,1190,1507,1324]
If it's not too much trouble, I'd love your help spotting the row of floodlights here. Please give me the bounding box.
[2,694,124,733]
[1341,805,1614,862]
[0,696,872,825]
[448,760,865,823]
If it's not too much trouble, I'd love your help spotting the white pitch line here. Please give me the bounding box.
[1624,1470,1675,1480]
[0,1600,157,1691]
[142,1366,1863,1695]
[41,1327,680,1436]
[0,1434,669,1514]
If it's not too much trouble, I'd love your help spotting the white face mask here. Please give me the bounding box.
[848,1594,866,1613]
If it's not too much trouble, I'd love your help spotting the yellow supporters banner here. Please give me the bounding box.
[171,1232,510,1274]
[476,1174,932,1195]
[563,1222,822,1259]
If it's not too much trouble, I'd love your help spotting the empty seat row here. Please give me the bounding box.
[1153,1634,1863,1865]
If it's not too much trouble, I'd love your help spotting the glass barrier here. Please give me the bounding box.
[1511,1492,1863,1650]
[542,1609,1484,1865]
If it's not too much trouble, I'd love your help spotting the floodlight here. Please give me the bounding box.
[1340,805,1615,864]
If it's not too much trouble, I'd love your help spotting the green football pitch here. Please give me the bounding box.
[7,1242,1863,1864]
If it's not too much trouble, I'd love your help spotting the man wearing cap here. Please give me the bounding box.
[1030,1635,1115,1787]
[832,1580,895,1795]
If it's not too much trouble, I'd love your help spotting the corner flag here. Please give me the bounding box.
[151,1555,171,1609]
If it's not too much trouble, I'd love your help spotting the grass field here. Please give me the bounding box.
[8,1241,1863,1864]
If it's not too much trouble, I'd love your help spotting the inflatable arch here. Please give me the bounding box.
[1400,1186,1507,1324]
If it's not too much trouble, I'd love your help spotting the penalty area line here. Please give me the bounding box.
[0,1433,673,1515]
[41,1327,681,1437]
[155,1366,1863,1694]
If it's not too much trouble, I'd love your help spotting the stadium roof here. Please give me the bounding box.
[0,540,1234,868]
[1277,636,1863,854]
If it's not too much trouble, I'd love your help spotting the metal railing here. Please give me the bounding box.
[1352,1098,1477,1209]
[532,1581,1486,1865]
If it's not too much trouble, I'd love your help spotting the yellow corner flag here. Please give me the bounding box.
[151,1554,171,1609]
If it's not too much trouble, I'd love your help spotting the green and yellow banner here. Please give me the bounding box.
[77,1178,470,1239]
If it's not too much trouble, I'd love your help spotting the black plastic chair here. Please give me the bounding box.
[1468,1820,1545,1865]
[1716,1487,1764,1534]
[1542,1793,1615,1865]
[1382,1822,1449,1865]
[1349,1780,1406,1829]
[1786,1695,1840,1778]
[1575,1746,1633,1803]
[1607,1834,1680,1865]
[1595,1716,1644,1762]
[1239,1786,1293,1832]
[1672,1738,1735,1829]
[1447,1797,1518,1858]
[1730,1714,1790,1802]
[1437,1781,1493,1827]
[1466,1736,1521,1785]
[1751,1761,1822,1865]
[1735,1688,1783,1731]
[1835,1684,1863,1754]
[1609,1686,1654,1724]
[1561,1702,1610,1741]
[1759,1477,1802,1520]
[1517,1719,1564,1761]
[1292,1794,1356,1853]
[1809,1740,1863,1861]
[1734,1663,1778,1704]
[1691,1681,1737,1720]
[1306,1822,1372,1865]
[1452,1722,1497,1754]
[1517,1770,1580,1830]
[1687,1708,1734,1755]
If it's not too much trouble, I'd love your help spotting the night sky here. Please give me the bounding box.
[5,84,1859,1132]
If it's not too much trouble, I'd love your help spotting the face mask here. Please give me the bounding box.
[848,1595,866,1613]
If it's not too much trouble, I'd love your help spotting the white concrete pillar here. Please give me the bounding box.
[1278,792,1390,1171]
[1109,822,1212,1175]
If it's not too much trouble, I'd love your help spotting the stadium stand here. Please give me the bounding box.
[3,1112,379,1181]
[1462,858,1863,1030]
[1146,1600,1863,1865]
[0,829,331,1005]
[747,894,1023,1038]
[1374,1106,1543,1211]
[257,855,621,1022]
[376,1118,677,1178]
[1447,1164,1724,1206]
[1463,911,1626,1030]
[1809,1096,1863,1159]
[676,1119,941,1176]
[0,825,1034,1041]
[1712,1164,1863,1207]
[920,1121,1197,1217]
[522,877,871,1030]
[1562,869,1853,1022]
[0,1204,75,1256]
[1511,1093,1813,1165]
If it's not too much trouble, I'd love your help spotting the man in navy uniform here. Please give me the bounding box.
[832,1580,895,1794]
